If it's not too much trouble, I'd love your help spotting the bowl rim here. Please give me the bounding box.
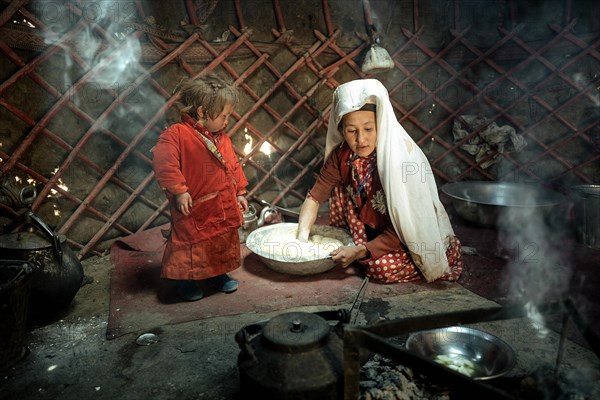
[245,222,353,263]
[405,325,516,380]
[441,181,565,208]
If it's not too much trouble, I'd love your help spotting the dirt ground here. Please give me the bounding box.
[1,253,600,400]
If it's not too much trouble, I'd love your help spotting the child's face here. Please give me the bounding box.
[203,103,235,133]
[341,110,377,157]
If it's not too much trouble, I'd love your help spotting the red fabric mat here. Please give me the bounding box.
[106,224,455,339]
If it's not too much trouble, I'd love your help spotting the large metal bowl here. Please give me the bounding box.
[245,223,354,276]
[405,326,516,380]
[441,181,566,227]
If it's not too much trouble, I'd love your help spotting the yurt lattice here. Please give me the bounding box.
[0,0,598,257]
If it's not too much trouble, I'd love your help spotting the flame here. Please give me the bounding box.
[13,19,35,28]
[50,168,69,194]
[14,175,36,185]
[260,141,274,156]
[242,129,275,156]
[243,130,253,155]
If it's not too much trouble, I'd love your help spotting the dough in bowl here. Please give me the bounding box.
[260,230,343,262]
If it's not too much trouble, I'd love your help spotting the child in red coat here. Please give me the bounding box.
[152,74,249,301]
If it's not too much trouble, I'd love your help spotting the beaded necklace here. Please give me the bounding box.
[350,153,376,206]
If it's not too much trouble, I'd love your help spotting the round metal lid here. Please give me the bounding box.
[262,312,330,352]
[0,231,56,250]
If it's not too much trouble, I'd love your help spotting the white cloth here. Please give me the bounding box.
[325,79,454,281]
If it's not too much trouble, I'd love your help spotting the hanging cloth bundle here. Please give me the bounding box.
[360,0,394,74]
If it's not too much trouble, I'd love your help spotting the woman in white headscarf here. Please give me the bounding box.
[297,79,463,283]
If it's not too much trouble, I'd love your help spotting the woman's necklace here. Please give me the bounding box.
[355,165,374,200]
[350,154,375,205]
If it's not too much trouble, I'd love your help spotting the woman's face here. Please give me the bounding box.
[200,103,235,133]
[341,110,377,157]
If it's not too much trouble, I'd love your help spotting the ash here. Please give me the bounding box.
[359,354,450,400]
[358,354,595,400]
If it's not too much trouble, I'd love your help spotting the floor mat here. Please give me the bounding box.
[106,224,459,339]
[107,211,600,352]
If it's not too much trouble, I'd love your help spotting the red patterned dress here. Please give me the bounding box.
[308,143,463,283]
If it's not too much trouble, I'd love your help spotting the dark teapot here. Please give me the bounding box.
[0,186,83,317]
[235,309,350,400]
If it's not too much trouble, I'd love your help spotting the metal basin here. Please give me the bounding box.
[441,181,566,227]
[405,326,516,380]
[245,223,354,276]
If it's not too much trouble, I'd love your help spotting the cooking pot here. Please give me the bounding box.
[235,309,349,399]
[0,186,83,315]
[441,181,566,227]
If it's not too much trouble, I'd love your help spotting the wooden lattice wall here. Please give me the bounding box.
[0,0,598,258]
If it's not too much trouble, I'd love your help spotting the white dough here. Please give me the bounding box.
[259,230,343,262]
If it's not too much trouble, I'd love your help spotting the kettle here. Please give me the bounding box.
[235,309,350,399]
[238,204,278,243]
[0,186,84,319]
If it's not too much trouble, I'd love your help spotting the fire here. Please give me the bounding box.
[14,175,36,185]
[242,129,274,156]
[260,141,274,156]
[50,168,69,195]
[13,18,36,28]
[243,129,253,155]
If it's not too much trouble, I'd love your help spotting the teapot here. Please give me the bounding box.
[238,204,278,243]
[235,309,349,399]
[0,186,83,319]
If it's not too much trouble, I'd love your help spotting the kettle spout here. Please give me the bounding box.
[257,207,277,227]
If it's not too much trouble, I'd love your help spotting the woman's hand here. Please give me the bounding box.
[237,195,249,213]
[297,196,319,242]
[176,192,193,216]
[330,244,369,268]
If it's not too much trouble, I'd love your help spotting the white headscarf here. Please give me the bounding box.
[325,79,454,282]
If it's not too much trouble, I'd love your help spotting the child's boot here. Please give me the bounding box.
[207,274,238,293]
[175,280,204,301]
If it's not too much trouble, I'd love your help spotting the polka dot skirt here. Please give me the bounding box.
[329,186,464,284]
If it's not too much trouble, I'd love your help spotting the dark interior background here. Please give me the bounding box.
[0,0,598,257]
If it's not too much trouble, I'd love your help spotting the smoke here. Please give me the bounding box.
[36,1,166,120]
[78,24,142,88]
[498,198,572,338]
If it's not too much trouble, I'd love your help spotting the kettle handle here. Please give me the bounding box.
[4,186,64,265]
[235,310,350,365]
[235,320,267,346]
[19,185,37,206]
[235,321,267,365]
[28,213,64,264]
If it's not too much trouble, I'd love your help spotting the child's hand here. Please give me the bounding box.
[237,196,249,213]
[176,192,193,216]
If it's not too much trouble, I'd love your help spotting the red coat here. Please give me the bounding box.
[152,118,248,246]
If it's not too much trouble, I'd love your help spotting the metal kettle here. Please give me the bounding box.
[0,186,84,317]
[239,204,278,243]
[235,309,350,399]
